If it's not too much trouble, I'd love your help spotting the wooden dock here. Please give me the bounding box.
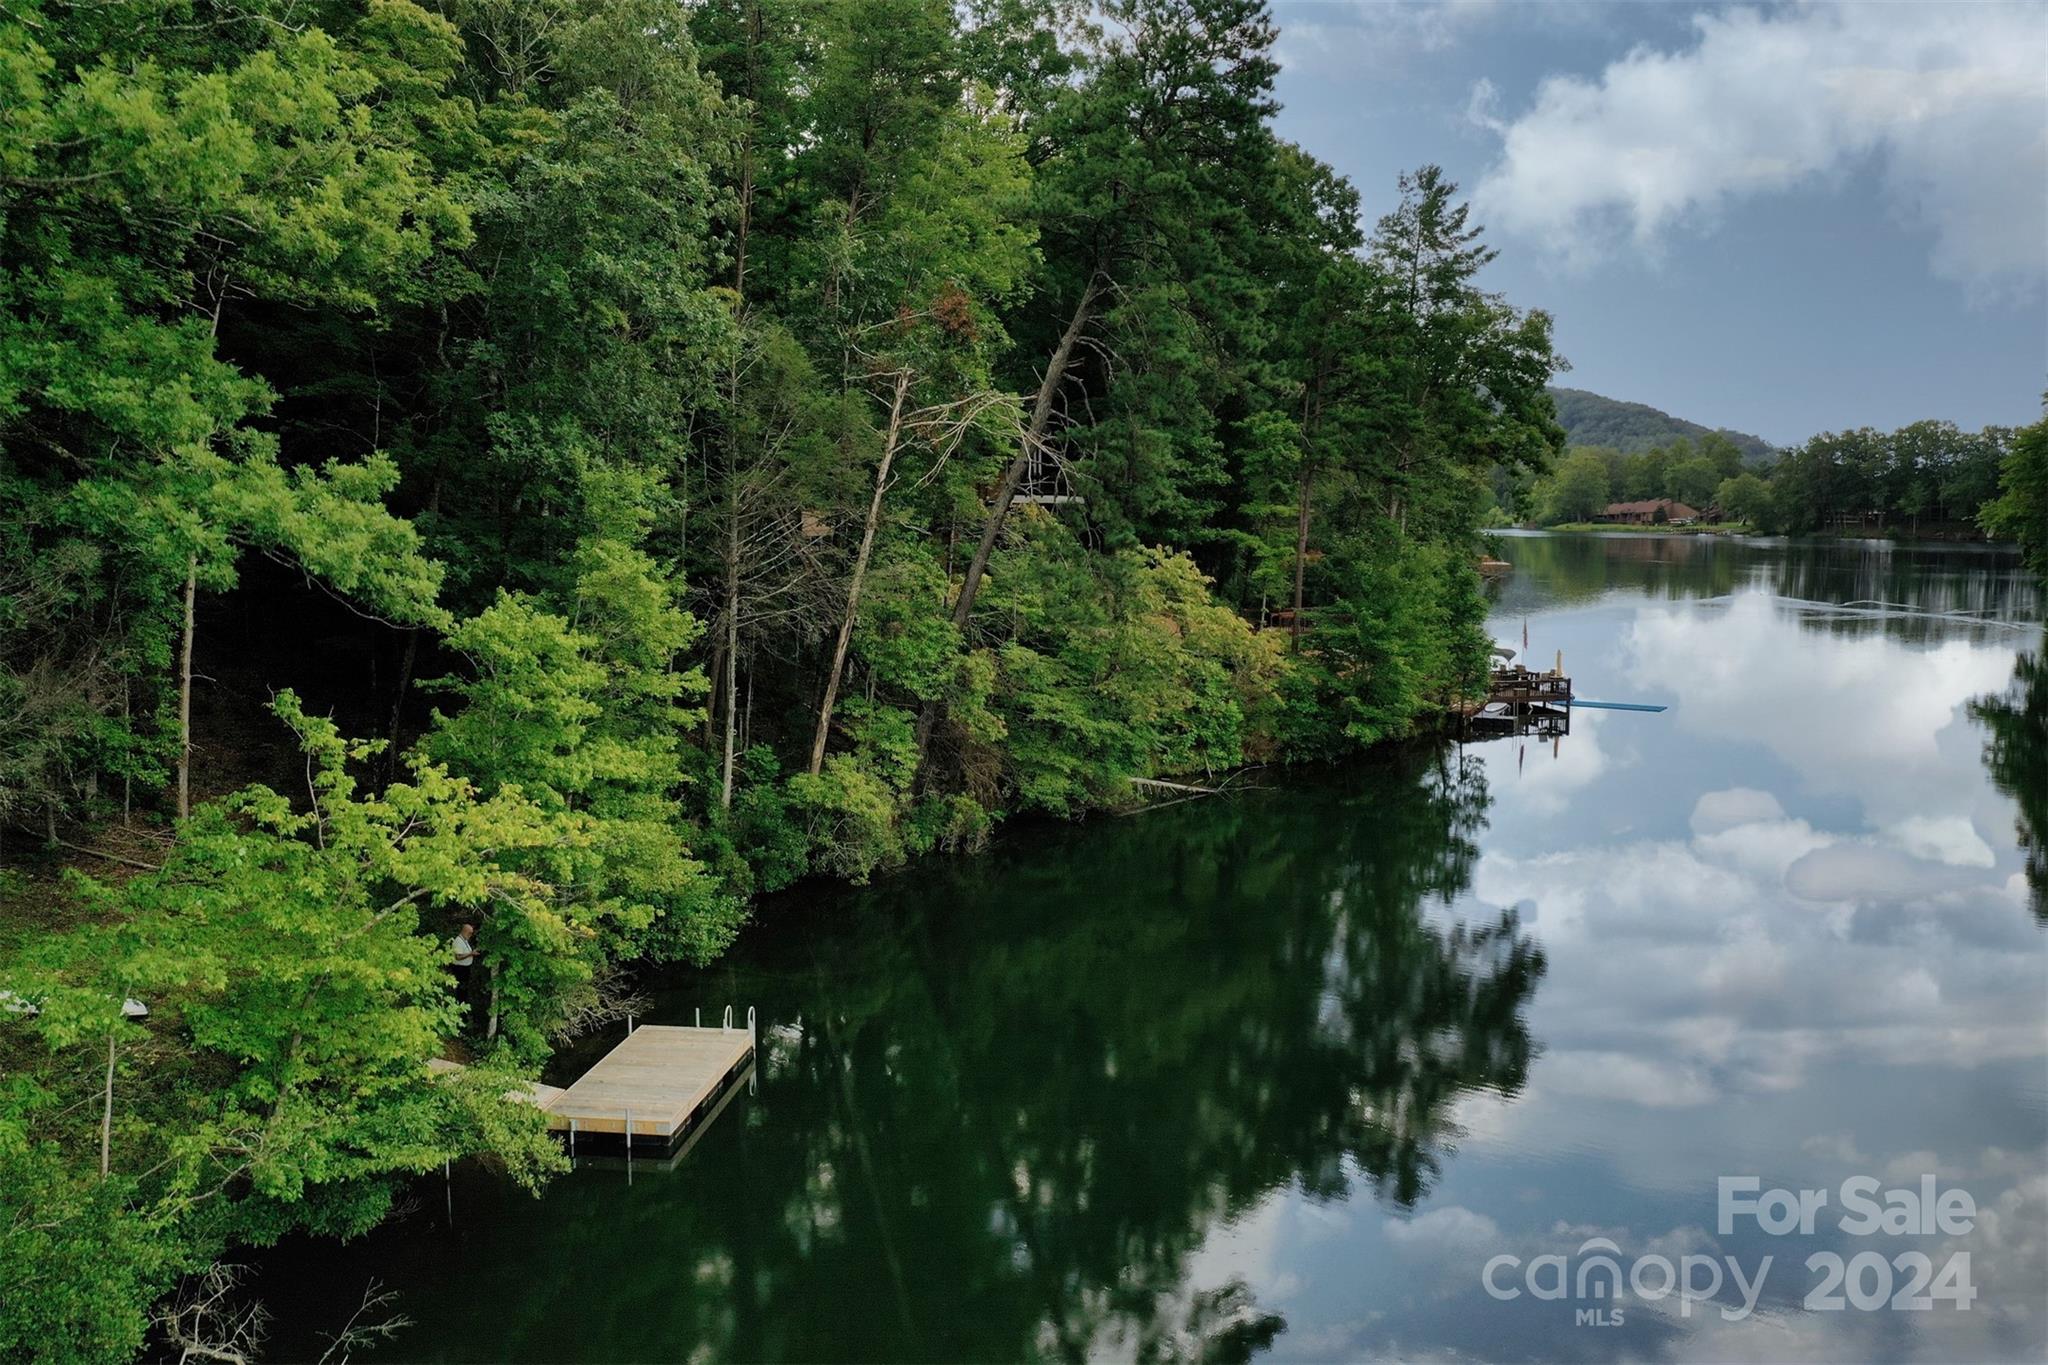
[1456,664,1574,740]
[1455,668,1573,713]
[428,1014,756,1152]
[546,1022,755,1146]
[1485,665,1572,707]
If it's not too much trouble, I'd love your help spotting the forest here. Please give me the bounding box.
[0,0,1573,1356]
[1547,386,1773,463]
[1517,415,2040,537]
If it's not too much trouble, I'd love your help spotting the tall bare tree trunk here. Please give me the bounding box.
[733,0,761,298]
[100,1030,115,1179]
[1292,466,1312,653]
[719,11,755,807]
[1291,388,1325,653]
[948,279,1100,633]
[912,280,1101,778]
[733,163,752,299]
[822,180,865,314]
[383,476,442,784]
[176,555,196,820]
[810,373,910,775]
[703,632,726,748]
[121,677,131,826]
[720,485,740,809]
[384,627,421,781]
[485,961,501,1041]
[185,273,222,819]
[733,149,753,301]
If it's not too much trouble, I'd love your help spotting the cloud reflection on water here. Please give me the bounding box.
[1624,592,2019,829]
[1481,586,2040,1099]
[1203,558,2046,1363]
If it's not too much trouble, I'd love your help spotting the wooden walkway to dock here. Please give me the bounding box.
[545,1023,754,1145]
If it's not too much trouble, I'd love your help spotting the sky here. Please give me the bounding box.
[1266,0,2048,446]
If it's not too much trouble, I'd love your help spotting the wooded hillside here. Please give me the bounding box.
[0,1,1570,1356]
[1549,387,1774,463]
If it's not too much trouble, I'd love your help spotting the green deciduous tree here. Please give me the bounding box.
[1982,413,2047,574]
[1,0,464,828]
[1541,450,1610,524]
[4,693,564,1358]
[424,489,741,1048]
[1715,471,1776,529]
[1667,455,1722,510]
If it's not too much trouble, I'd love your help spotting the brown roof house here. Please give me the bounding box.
[1598,499,1701,525]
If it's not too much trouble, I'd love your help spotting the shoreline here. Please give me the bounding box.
[1514,523,2013,545]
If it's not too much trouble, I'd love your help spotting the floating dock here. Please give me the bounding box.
[546,1021,754,1147]
[428,1011,755,1153]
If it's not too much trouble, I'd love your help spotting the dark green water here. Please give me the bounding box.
[259,534,2047,1363]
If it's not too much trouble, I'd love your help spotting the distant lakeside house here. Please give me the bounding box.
[1597,498,1702,525]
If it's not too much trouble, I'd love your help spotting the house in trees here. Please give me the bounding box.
[1598,499,1701,525]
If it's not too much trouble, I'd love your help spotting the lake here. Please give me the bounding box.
[257,533,2047,1363]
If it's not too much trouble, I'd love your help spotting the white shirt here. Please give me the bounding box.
[450,934,475,968]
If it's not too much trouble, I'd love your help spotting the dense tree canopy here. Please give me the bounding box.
[0,0,1568,1356]
[1981,412,2047,575]
[1518,421,2018,535]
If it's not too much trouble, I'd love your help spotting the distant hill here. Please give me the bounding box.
[1549,387,1777,464]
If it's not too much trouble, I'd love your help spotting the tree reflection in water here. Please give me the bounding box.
[254,748,1546,1363]
[1487,531,2041,629]
[1974,651,2047,925]
[635,748,1538,1361]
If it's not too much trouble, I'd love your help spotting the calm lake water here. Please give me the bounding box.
[259,533,2047,1363]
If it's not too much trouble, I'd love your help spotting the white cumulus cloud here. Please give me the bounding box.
[1472,1,2048,298]
[1277,0,1506,73]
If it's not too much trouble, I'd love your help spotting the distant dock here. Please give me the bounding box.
[1457,664,1574,739]
[1482,668,1572,708]
[1455,660,1667,739]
